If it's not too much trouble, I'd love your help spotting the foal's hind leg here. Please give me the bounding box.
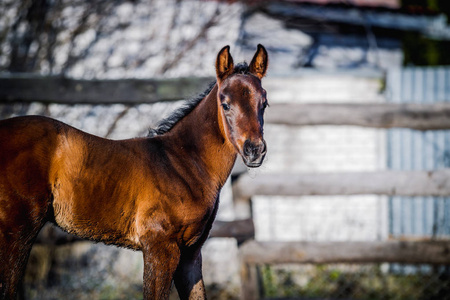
[0,195,49,300]
[0,240,35,300]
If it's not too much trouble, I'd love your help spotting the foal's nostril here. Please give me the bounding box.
[244,139,266,158]
[243,139,254,157]
[242,139,267,167]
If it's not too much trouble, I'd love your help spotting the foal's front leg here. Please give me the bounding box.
[174,248,206,300]
[141,234,181,299]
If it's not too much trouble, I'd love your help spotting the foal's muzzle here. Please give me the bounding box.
[242,139,267,168]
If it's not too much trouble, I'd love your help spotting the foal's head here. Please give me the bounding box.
[215,44,269,168]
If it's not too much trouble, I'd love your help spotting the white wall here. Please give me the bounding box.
[252,73,389,242]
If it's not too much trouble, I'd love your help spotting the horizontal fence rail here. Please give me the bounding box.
[35,219,255,245]
[234,169,450,198]
[2,75,450,131]
[240,240,450,265]
[240,239,450,300]
[210,219,255,244]
[266,103,450,130]
[0,75,212,104]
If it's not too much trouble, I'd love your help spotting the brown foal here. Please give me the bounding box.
[0,44,268,299]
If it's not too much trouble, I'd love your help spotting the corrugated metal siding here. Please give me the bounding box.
[386,67,450,238]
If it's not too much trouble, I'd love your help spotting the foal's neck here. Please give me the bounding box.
[166,84,237,189]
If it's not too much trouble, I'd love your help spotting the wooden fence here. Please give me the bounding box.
[240,240,450,298]
[0,74,211,104]
[2,75,450,300]
[235,168,450,299]
[235,76,450,298]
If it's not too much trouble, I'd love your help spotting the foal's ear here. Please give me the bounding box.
[249,44,268,79]
[216,45,234,82]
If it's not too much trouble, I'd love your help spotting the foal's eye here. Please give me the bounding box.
[262,100,269,109]
[221,103,230,111]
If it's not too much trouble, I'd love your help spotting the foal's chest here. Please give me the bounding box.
[177,195,219,247]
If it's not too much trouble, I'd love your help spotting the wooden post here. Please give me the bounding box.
[240,263,260,300]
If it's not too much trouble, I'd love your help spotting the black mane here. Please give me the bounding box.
[147,81,215,137]
[148,62,251,137]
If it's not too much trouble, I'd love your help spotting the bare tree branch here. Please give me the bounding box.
[159,5,221,75]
